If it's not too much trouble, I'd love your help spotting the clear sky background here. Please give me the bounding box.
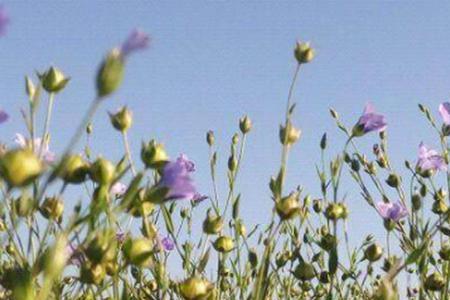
[1,1,450,251]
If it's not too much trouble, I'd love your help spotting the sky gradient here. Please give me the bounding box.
[1,1,450,249]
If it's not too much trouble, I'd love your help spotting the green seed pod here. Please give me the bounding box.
[85,230,117,264]
[109,106,133,132]
[293,261,316,281]
[206,130,215,146]
[294,41,315,64]
[40,196,64,221]
[213,236,234,253]
[13,193,35,217]
[312,199,323,213]
[319,234,337,251]
[80,263,106,285]
[439,243,450,261]
[425,272,445,291]
[0,149,43,187]
[141,140,169,169]
[39,66,70,93]
[178,276,213,300]
[202,212,224,235]
[122,237,154,267]
[324,203,345,220]
[386,173,401,188]
[364,243,383,262]
[279,122,301,145]
[276,193,301,220]
[96,49,125,98]
[411,194,421,211]
[59,154,89,184]
[239,115,252,134]
[432,200,448,215]
[228,155,237,172]
[90,157,115,186]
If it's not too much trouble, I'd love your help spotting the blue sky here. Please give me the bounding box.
[1,1,450,249]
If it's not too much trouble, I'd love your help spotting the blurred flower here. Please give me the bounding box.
[111,182,127,196]
[0,6,9,37]
[14,133,55,163]
[0,109,8,123]
[375,201,408,222]
[161,236,174,251]
[66,243,83,267]
[116,230,127,243]
[439,102,450,125]
[352,103,387,136]
[193,193,208,203]
[158,154,197,201]
[120,29,150,58]
[417,142,447,172]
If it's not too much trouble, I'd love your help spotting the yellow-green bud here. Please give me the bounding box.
[141,140,169,169]
[40,196,64,221]
[432,200,448,215]
[202,213,224,235]
[179,276,213,300]
[109,106,133,132]
[228,155,237,172]
[86,123,93,135]
[319,234,337,251]
[239,115,252,134]
[14,193,35,217]
[59,154,89,184]
[123,237,154,267]
[411,194,421,211]
[279,122,301,145]
[0,149,43,187]
[293,262,316,281]
[25,76,36,98]
[276,193,301,220]
[312,199,323,213]
[80,263,106,285]
[294,41,315,64]
[90,157,115,186]
[425,272,445,291]
[364,243,383,262]
[96,49,125,98]
[85,230,117,264]
[439,243,450,261]
[386,173,401,188]
[235,220,247,237]
[206,130,215,146]
[39,66,70,93]
[213,236,234,253]
[324,203,345,220]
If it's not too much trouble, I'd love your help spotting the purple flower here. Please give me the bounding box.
[116,230,127,243]
[0,109,9,124]
[353,103,387,136]
[14,133,55,163]
[161,236,174,251]
[111,182,127,196]
[158,154,197,201]
[439,102,450,125]
[120,29,150,58]
[417,142,447,172]
[0,6,9,37]
[375,201,408,222]
[192,193,208,203]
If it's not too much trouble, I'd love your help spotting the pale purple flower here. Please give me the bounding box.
[111,182,127,196]
[192,193,208,203]
[120,29,150,57]
[66,243,83,267]
[0,6,9,37]
[14,133,55,163]
[417,142,447,172]
[354,103,387,136]
[161,236,174,251]
[116,230,127,243]
[439,102,450,125]
[158,154,197,201]
[0,109,8,123]
[375,201,408,222]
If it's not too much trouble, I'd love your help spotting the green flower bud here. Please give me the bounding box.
[312,199,323,213]
[293,261,316,281]
[206,130,215,146]
[105,260,119,276]
[109,106,133,132]
[213,236,234,253]
[58,154,89,184]
[179,276,213,300]
[276,193,301,220]
[411,194,422,211]
[90,157,115,186]
[364,243,383,262]
[127,192,155,217]
[279,122,301,145]
[40,196,64,221]
[425,272,445,291]
[324,203,345,220]
[235,220,247,237]
[85,230,117,264]
[13,193,36,217]
[228,155,237,172]
[96,49,125,98]
[319,234,337,252]
[239,115,252,134]
[141,140,169,169]
[39,66,70,93]
[432,200,448,215]
[386,173,401,188]
[373,279,399,300]
[434,188,447,202]
[86,123,93,135]
[202,212,224,235]
[123,237,154,267]
[294,41,315,64]
[25,76,36,98]
[232,133,239,145]
[383,219,396,231]
[439,243,450,261]
[319,271,330,284]
[80,263,106,285]
[0,149,43,187]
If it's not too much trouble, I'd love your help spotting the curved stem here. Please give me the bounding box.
[122,131,137,176]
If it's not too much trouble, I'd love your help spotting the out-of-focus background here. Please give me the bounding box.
[1,1,450,248]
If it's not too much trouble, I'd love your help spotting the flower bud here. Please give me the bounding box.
[96,49,125,98]
[109,106,133,132]
[232,133,239,145]
[58,154,89,184]
[239,115,252,134]
[279,122,301,145]
[80,263,106,285]
[364,243,383,262]
[293,261,316,281]
[439,243,450,261]
[324,203,346,220]
[86,123,93,135]
[411,194,421,211]
[228,155,237,172]
[319,234,337,251]
[141,140,169,169]
[386,174,400,188]
[213,236,234,253]
[425,272,445,291]
[25,76,36,98]
[0,149,43,187]
[90,157,115,186]
[432,200,448,215]
[235,220,246,237]
[202,212,224,235]
[179,276,213,300]
[122,237,154,267]
[383,219,396,231]
[276,193,301,220]
[13,193,35,217]
[40,196,64,221]
[39,66,70,93]
[206,130,215,146]
[85,230,117,264]
[294,41,315,64]
[434,188,447,202]
[312,199,323,213]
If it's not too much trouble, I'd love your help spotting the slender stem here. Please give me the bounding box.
[40,92,55,157]
[122,131,137,175]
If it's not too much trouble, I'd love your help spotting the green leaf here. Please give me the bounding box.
[406,243,427,265]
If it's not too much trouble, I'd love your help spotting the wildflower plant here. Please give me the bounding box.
[1,13,450,300]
